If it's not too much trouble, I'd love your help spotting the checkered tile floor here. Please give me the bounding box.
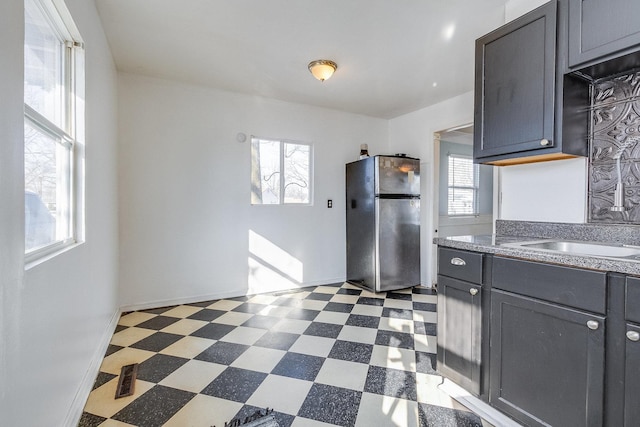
[79,282,491,427]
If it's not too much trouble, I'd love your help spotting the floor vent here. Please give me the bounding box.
[115,363,138,399]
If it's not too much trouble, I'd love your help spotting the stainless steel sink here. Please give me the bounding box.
[501,239,640,260]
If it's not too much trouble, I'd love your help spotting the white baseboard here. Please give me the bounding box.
[120,289,248,313]
[120,279,346,313]
[63,307,122,427]
[438,379,523,427]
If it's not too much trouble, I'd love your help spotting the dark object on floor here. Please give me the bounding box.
[217,408,279,427]
[114,363,138,399]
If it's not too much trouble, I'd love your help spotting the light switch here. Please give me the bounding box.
[327,199,333,208]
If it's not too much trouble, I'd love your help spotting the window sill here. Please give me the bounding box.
[25,239,83,270]
[439,214,493,226]
[250,203,314,207]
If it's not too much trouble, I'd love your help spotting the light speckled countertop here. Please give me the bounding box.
[434,220,640,276]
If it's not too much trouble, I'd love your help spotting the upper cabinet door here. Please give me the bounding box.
[569,0,640,69]
[474,1,558,161]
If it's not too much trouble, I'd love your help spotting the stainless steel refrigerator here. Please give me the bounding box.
[346,155,420,292]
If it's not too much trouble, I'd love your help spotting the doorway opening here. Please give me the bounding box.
[431,124,495,283]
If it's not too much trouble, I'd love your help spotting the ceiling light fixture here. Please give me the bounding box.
[308,59,337,82]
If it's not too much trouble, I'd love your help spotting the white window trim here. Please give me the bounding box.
[24,0,84,264]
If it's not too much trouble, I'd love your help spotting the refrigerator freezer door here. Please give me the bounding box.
[375,198,421,291]
[346,158,376,289]
[375,156,420,196]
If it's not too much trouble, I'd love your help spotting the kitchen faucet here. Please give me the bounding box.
[610,135,640,212]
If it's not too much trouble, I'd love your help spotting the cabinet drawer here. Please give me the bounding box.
[625,277,640,323]
[438,247,483,284]
[492,256,607,314]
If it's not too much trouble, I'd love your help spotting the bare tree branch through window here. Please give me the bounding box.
[251,138,312,205]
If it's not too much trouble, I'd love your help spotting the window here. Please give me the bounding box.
[447,154,478,216]
[251,137,312,205]
[24,0,83,258]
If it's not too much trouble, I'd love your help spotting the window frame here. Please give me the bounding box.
[24,0,84,263]
[446,153,479,217]
[250,136,314,206]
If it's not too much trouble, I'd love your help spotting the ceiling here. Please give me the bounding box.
[94,0,509,119]
[441,125,474,145]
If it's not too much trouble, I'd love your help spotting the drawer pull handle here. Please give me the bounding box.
[627,331,640,342]
[450,257,466,266]
[469,288,478,296]
[587,320,599,330]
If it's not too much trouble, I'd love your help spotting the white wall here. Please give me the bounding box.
[499,158,588,222]
[117,74,389,308]
[388,91,475,286]
[0,0,27,422]
[505,0,549,20]
[0,0,120,425]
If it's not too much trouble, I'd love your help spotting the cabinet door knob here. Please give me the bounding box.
[450,257,466,266]
[586,320,599,330]
[469,288,479,296]
[540,139,551,146]
[627,331,640,342]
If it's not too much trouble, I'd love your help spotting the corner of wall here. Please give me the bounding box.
[62,307,121,427]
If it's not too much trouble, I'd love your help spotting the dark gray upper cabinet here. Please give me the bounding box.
[568,0,640,69]
[474,0,589,165]
[474,1,556,163]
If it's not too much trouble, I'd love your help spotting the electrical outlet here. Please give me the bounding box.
[327,199,333,208]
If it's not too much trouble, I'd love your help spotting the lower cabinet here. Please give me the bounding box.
[490,289,605,427]
[624,323,640,426]
[437,275,482,395]
[621,277,640,426]
[436,246,640,425]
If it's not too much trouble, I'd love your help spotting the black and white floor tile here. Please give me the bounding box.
[79,282,491,427]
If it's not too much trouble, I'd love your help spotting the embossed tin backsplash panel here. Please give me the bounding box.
[589,71,640,224]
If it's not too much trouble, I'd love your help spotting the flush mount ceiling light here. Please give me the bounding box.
[308,59,337,82]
